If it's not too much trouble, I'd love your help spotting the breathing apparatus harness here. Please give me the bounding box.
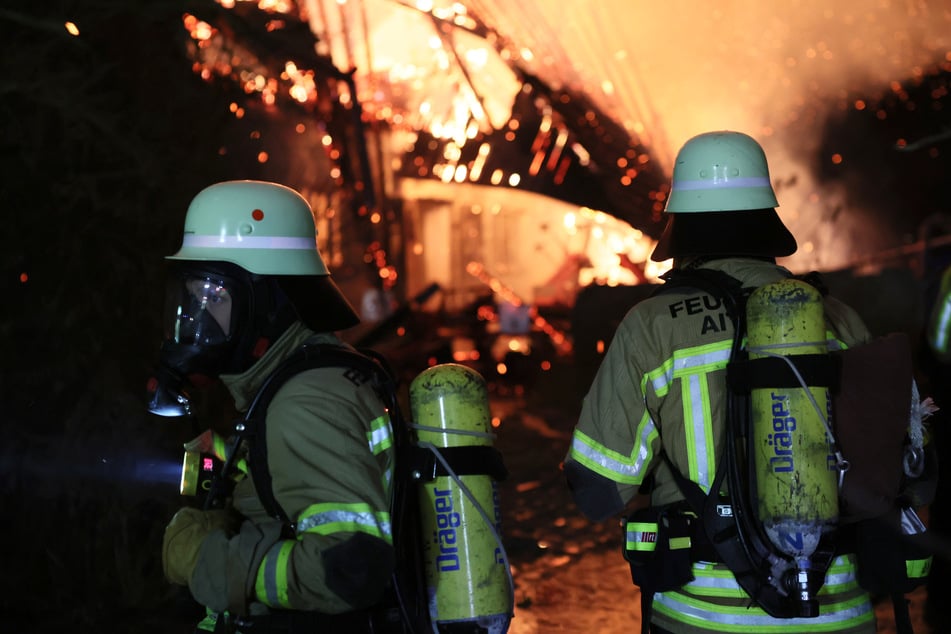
[201,344,511,634]
[198,343,426,633]
[633,266,843,629]
[632,264,935,634]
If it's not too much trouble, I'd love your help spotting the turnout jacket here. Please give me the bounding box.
[566,258,876,634]
[189,322,396,617]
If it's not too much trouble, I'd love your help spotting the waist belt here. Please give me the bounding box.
[640,497,856,563]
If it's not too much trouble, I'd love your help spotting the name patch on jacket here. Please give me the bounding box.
[668,295,729,335]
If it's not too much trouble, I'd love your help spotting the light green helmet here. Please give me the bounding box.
[665,131,779,213]
[650,131,795,262]
[168,180,329,275]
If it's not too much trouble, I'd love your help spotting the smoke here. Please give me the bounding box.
[467,0,951,271]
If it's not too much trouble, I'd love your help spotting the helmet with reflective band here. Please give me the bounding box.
[168,180,330,275]
[148,181,359,417]
[651,131,796,262]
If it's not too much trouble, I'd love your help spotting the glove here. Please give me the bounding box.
[162,507,240,586]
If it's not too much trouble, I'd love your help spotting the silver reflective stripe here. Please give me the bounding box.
[569,418,655,484]
[181,234,315,249]
[296,506,392,540]
[261,547,281,606]
[678,570,745,594]
[654,589,871,629]
[259,540,293,608]
[365,416,395,500]
[651,347,731,394]
[672,176,771,192]
[674,347,731,372]
[367,416,392,455]
[658,556,869,626]
[684,373,713,490]
[649,346,729,490]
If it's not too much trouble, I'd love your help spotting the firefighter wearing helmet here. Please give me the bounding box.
[565,132,877,633]
[153,181,399,633]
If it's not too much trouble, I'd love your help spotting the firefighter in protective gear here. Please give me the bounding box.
[565,131,876,634]
[154,181,397,632]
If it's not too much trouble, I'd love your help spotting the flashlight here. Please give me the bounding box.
[180,450,222,498]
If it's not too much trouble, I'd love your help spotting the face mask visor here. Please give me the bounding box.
[164,272,237,348]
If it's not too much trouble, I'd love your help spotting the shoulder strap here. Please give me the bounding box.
[655,266,753,321]
[242,343,403,526]
[221,344,433,632]
[653,266,836,618]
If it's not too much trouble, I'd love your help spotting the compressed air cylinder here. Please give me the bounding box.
[409,363,511,633]
[747,279,838,562]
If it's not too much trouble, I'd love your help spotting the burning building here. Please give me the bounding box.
[179,0,951,354]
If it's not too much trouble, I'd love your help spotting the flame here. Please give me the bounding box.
[186,1,951,277]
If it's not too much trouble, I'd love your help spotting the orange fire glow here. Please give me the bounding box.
[184,0,951,289]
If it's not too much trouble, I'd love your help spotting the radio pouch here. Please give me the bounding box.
[622,506,695,593]
[855,505,933,595]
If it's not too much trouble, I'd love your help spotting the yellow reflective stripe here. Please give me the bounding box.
[568,418,656,485]
[680,561,769,599]
[195,608,221,632]
[672,341,732,375]
[625,522,658,551]
[367,415,393,456]
[682,372,715,490]
[646,342,730,491]
[683,556,863,598]
[654,589,872,632]
[670,536,691,550]
[255,540,295,608]
[646,342,733,397]
[907,556,932,579]
[296,502,393,543]
[367,415,394,492]
[655,556,871,631]
[212,433,228,461]
[822,555,866,592]
[825,330,848,352]
[210,433,248,474]
[647,356,677,397]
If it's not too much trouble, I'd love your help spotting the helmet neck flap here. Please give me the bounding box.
[651,131,796,262]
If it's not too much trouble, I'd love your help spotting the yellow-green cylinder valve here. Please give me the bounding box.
[747,279,838,562]
[409,363,511,633]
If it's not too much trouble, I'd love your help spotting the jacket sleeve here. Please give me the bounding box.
[256,370,395,613]
[823,295,872,347]
[565,315,659,521]
[190,368,396,616]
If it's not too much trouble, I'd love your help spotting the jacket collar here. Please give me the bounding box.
[220,322,341,411]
